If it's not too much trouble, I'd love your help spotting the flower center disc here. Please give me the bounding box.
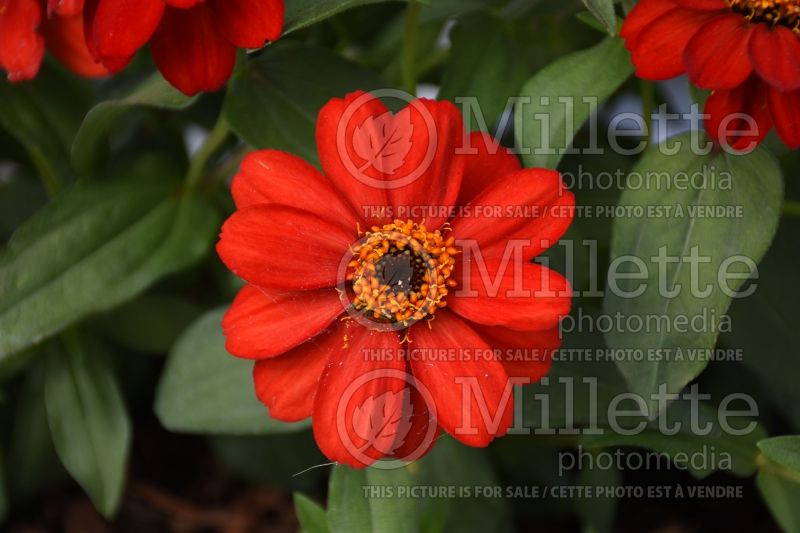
[347,220,459,328]
[728,0,800,32]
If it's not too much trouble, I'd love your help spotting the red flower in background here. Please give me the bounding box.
[216,92,575,467]
[622,0,800,150]
[0,0,107,82]
[84,0,284,96]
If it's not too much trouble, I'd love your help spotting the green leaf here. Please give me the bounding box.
[0,158,219,362]
[224,42,385,164]
[44,333,131,517]
[759,436,800,474]
[155,308,309,434]
[294,493,330,533]
[438,11,529,132]
[581,0,617,35]
[603,137,783,412]
[515,37,632,170]
[327,465,417,533]
[71,74,197,175]
[284,0,405,34]
[757,470,800,533]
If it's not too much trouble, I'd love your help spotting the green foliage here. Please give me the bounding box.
[224,42,385,164]
[515,37,633,170]
[155,308,310,434]
[0,158,219,362]
[71,74,197,175]
[603,136,783,413]
[44,333,130,517]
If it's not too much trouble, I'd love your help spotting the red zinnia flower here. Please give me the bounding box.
[216,92,575,467]
[0,0,107,82]
[622,0,800,150]
[84,0,284,96]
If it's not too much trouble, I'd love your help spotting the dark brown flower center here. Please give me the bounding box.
[728,0,800,32]
[346,220,459,327]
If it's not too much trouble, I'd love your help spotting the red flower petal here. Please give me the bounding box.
[384,98,465,231]
[625,7,713,80]
[312,327,407,468]
[684,14,753,90]
[165,0,202,7]
[705,77,772,151]
[668,0,727,10]
[456,131,521,207]
[316,91,391,226]
[409,311,514,447]
[150,4,236,96]
[471,324,559,382]
[749,24,800,92]
[47,0,83,17]
[42,14,109,78]
[223,284,343,359]
[449,259,571,332]
[0,0,45,82]
[217,205,356,290]
[210,0,283,49]
[231,149,360,229]
[252,319,350,422]
[768,87,800,149]
[450,168,574,262]
[84,0,163,65]
[621,0,674,44]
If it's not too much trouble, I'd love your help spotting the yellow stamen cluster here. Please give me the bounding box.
[729,0,800,32]
[346,220,459,327]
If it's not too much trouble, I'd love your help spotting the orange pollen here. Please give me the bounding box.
[346,219,459,327]
[728,0,800,32]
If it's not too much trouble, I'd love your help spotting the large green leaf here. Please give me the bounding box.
[71,74,197,175]
[603,138,783,412]
[224,42,385,164]
[515,37,632,170]
[327,465,417,533]
[757,470,800,533]
[44,333,131,517]
[294,493,330,533]
[0,158,219,362]
[155,308,310,434]
[284,0,405,34]
[438,11,529,132]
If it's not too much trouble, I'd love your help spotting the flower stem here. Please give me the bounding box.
[185,115,230,192]
[402,0,422,96]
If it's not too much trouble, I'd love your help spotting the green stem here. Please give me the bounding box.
[185,115,230,192]
[402,0,422,96]
[782,200,800,217]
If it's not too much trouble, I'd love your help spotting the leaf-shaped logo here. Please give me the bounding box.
[352,111,414,176]
[352,389,414,456]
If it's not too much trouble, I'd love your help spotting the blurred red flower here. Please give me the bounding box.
[84,0,284,96]
[622,0,800,150]
[0,0,107,82]
[216,92,575,467]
